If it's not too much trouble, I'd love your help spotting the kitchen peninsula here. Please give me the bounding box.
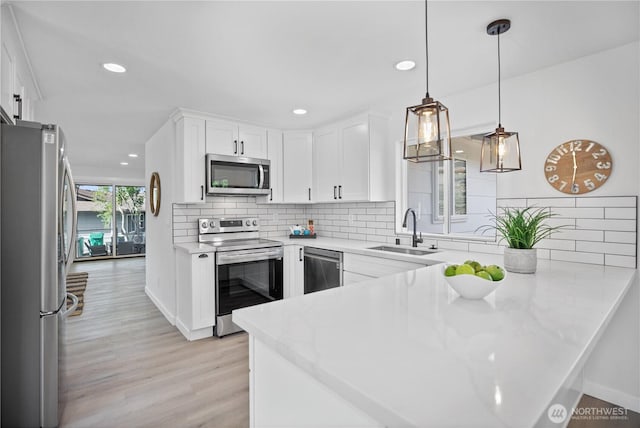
[234,252,637,428]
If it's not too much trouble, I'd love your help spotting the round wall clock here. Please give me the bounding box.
[544,140,612,194]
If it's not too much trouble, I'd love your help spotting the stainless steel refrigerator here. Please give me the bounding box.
[1,120,78,427]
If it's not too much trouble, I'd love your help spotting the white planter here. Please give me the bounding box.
[504,247,537,274]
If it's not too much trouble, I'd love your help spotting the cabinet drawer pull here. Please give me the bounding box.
[270,188,273,201]
[308,188,311,201]
[240,141,244,155]
[299,248,303,261]
[234,140,238,154]
[338,185,342,199]
[199,253,208,258]
[333,186,337,199]
[201,185,204,200]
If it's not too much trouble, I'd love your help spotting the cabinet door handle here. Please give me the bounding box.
[299,248,303,261]
[201,185,204,200]
[13,94,22,120]
[234,140,238,154]
[338,185,342,199]
[308,188,311,201]
[240,141,244,155]
[198,253,209,258]
[333,186,337,199]
[270,188,273,201]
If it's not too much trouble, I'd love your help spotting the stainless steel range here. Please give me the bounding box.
[198,217,283,337]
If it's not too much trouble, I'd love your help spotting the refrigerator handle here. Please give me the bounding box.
[61,292,78,318]
[64,158,78,273]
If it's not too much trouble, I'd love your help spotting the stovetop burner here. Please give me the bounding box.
[198,217,282,252]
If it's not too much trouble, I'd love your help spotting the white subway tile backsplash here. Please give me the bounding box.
[576,219,636,232]
[604,207,636,219]
[549,250,604,265]
[552,229,603,242]
[604,255,636,268]
[576,197,637,207]
[604,231,636,244]
[497,199,526,208]
[436,240,470,251]
[551,207,603,219]
[536,249,551,259]
[576,241,636,256]
[537,239,576,251]
[527,198,575,208]
[468,243,504,255]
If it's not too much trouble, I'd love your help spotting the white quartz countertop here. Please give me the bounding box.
[233,256,637,428]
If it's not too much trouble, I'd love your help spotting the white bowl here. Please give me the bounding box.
[442,265,506,300]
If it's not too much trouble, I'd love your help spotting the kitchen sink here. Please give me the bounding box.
[367,246,438,256]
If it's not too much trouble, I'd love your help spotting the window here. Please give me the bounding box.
[400,134,497,237]
[75,184,146,259]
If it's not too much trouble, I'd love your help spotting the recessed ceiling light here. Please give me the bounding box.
[128,153,138,158]
[455,150,464,153]
[292,109,307,115]
[120,162,129,166]
[103,63,127,73]
[395,60,416,71]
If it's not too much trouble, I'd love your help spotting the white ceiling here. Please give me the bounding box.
[9,1,640,177]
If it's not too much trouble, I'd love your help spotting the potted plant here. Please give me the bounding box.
[478,206,563,274]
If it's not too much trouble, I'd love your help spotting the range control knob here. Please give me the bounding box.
[245,219,251,226]
[201,221,208,229]
[209,221,216,228]
[252,220,258,226]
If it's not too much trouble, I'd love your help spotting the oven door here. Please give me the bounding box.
[206,153,270,195]
[216,247,283,318]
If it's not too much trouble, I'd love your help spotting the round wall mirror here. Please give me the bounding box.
[149,172,161,216]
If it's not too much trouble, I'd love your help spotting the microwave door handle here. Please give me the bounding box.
[258,164,265,189]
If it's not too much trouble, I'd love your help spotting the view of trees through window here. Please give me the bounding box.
[76,184,146,259]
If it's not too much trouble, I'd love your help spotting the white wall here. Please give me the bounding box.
[144,120,176,324]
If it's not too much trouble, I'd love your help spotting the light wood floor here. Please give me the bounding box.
[62,258,639,428]
[62,258,249,428]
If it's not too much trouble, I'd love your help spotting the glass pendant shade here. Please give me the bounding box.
[403,97,452,162]
[480,126,521,172]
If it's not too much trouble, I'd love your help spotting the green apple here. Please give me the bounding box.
[444,265,458,277]
[455,264,475,276]
[485,265,505,281]
[475,271,493,281]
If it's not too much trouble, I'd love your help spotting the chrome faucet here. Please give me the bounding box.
[402,208,423,248]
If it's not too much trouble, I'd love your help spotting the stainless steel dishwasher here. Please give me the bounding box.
[303,247,343,294]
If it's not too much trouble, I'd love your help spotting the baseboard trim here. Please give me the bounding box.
[583,379,640,413]
[145,286,176,326]
[176,318,214,341]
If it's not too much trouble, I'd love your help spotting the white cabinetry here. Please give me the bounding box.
[205,118,267,159]
[343,253,427,286]
[312,114,390,202]
[175,250,216,341]
[175,114,206,203]
[266,129,283,203]
[284,245,305,298]
[283,132,313,203]
[1,39,34,122]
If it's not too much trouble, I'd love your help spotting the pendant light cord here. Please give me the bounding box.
[425,0,429,98]
[497,29,501,127]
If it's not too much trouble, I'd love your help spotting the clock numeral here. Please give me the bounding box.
[547,154,561,164]
[592,148,608,159]
[585,142,595,152]
[584,179,595,190]
[548,174,559,183]
[556,145,569,156]
[596,161,611,169]
[571,183,580,194]
[570,141,583,152]
[545,165,557,172]
[558,180,568,191]
[594,172,608,182]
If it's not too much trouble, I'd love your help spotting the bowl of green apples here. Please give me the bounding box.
[442,260,506,300]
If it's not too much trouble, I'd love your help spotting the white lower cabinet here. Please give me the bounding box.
[284,245,304,298]
[343,253,427,285]
[175,250,216,340]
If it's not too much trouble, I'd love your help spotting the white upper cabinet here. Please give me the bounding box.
[266,129,284,203]
[205,118,267,159]
[312,114,389,203]
[283,131,313,203]
[1,43,14,120]
[175,115,206,203]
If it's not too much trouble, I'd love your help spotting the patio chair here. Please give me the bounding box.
[84,241,107,257]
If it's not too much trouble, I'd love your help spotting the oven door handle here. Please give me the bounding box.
[217,250,283,265]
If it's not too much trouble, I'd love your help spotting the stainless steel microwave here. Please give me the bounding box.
[206,154,270,195]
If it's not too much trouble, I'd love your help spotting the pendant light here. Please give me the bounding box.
[403,0,452,163]
[480,19,521,172]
